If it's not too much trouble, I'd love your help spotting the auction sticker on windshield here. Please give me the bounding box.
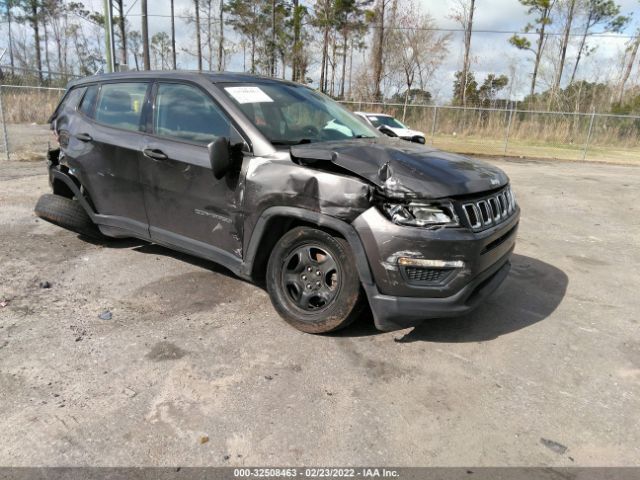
[224,86,274,104]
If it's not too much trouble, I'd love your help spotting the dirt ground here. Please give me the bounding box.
[0,155,639,467]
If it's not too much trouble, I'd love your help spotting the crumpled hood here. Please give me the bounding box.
[290,137,509,199]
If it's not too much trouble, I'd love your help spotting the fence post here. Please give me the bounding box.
[582,109,596,161]
[430,106,438,145]
[0,85,9,161]
[503,107,514,156]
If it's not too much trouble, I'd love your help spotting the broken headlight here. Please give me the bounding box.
[381,202,459,228]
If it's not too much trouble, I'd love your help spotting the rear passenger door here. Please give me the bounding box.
[66,81,151,238]
[139,81,245,260]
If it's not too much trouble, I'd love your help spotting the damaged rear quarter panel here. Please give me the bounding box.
[242,152,373,254]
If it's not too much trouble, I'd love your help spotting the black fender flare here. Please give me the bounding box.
[50,169,97,221]
[240,206,374,288]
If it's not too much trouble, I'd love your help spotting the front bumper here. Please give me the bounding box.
[352,205,519,331]
[363,250,512,331]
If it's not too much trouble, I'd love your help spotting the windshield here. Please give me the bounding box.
[220,82,379,145]
[367,115,406,129]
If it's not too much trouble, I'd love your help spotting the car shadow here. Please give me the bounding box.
[84,235,567,343]
[78,235,147,249]
[129,242,253,284]
[80,235,263,286]
[335,254,568,343]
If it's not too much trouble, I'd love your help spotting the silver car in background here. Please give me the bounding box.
[355,111,426,144]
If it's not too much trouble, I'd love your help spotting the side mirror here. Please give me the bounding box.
[378,125,397,137]
[208,137,231,180]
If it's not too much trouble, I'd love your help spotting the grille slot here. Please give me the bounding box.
[461,186,516,231]
[478,201,491,224]
[498,193,507,215]
[403,267,452,284]
[489,197,500,220]
[463,204,480,228]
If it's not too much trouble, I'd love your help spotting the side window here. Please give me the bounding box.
[154,83,230,144]
[79,85,99,118]
[56,86,86,115]
[94,82,148,131]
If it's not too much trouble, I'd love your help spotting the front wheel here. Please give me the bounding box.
[266,227,364,334]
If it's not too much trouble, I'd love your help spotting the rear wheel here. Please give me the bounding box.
[35,193,101,239]
[266,227,364,333]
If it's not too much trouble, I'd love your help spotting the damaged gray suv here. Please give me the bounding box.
[37,71,519,333]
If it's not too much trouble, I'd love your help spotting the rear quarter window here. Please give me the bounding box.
[94,82,148,132]
[50,86,86,122]
[78,85,99,118]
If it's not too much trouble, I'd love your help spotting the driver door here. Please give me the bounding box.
[138,82,245,259]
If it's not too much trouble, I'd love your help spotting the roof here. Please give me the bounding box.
[67,70,299,88]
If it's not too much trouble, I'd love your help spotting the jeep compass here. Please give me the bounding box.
[37,71,520,333]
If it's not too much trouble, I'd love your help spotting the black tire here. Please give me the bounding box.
[35,193,101,239]
[266,226,364,333]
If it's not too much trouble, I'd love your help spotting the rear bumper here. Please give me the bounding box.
[364,249,512,331]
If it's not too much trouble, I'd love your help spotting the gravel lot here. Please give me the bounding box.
[0,155,638,466]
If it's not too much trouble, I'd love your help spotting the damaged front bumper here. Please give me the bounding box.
[352,205,519,331]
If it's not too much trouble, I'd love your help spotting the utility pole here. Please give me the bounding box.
[141,0,150,70]
[171,0,177,69]
[31,1,43,83]
[292,0,300,81]
[372,0,387,101]
[103,0,116,72]
[6,2,15,74]
[115,0,127,68]
[218,0,224,71]
[194,0,202,71]
[460,0,475,107]
[271,0,276,76]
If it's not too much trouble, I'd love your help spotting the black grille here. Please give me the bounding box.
[404,267,452,284]
[460,186,516,231]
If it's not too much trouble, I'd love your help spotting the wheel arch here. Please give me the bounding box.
[50,169,97,220]
[241,207,374,288]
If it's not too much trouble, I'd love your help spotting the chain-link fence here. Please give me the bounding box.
[0,71,638,163]
[0,84,65,161]
[0,65,81,161]
[342,101,640,164]
[0,65,82,88]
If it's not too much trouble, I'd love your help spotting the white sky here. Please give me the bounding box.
[12,0,640,100]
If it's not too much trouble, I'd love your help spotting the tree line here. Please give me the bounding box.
[0,0,639,114]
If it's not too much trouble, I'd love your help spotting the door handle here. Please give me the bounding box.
[143,148,168,161]
[76,133,93,142]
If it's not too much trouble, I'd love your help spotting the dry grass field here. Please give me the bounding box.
[345,102,640,164]
[0,90,637,164]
